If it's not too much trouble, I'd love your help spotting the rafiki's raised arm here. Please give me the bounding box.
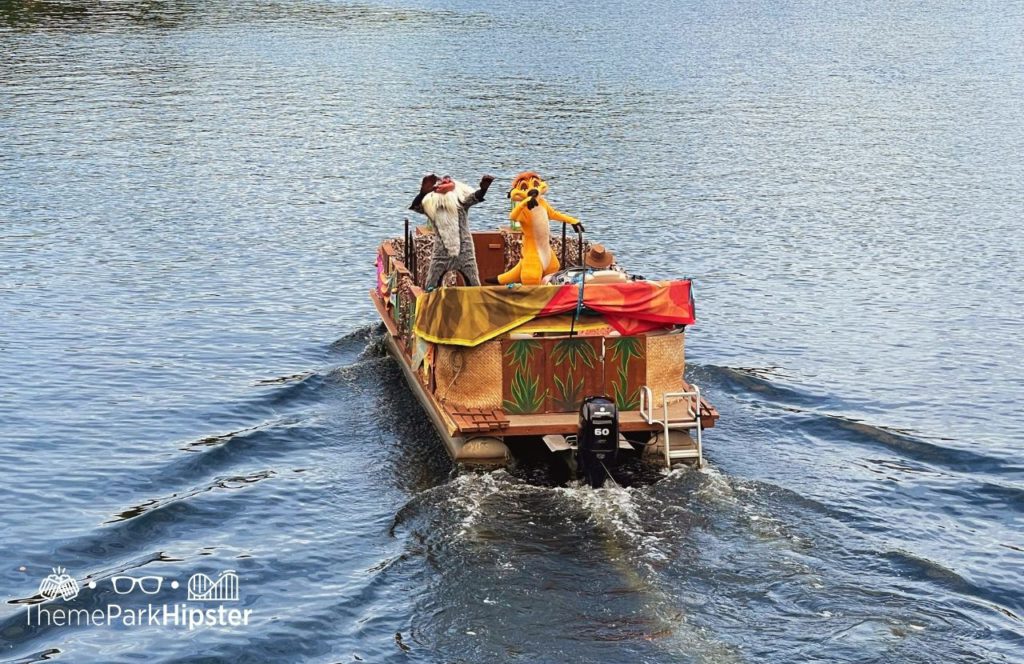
[463,174,495,209]
[409,173,438,214]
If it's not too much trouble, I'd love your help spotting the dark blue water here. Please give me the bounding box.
[2,1,1023,661]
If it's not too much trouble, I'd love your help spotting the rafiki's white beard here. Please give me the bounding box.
[421,181,473,256]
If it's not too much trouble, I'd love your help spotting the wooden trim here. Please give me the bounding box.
[369,289,399,337]
[451,408,510,434]
[393,260,412,278]
[502,397,715,437]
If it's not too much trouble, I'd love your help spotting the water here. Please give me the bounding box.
[2,0,1023,661]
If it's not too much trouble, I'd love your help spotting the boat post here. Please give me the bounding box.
[403,217,410,268]
[576,222,585,267]
[561,222,567,267]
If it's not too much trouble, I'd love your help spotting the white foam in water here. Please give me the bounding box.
[434,469,747,662]
[447,470,518,540]
[691,464,737,503]
[555,482,678,571]
[684,465,790,538]
[328,355,390,385]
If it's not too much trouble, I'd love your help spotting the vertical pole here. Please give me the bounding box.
[561,222,567,267]
[404,217,410,268]
[411,233,418,285]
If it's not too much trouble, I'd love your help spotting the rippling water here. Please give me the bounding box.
[2,1,1023,662]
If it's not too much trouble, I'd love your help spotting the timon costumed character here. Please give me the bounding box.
[409,173,494,289]
[497,171,582,285]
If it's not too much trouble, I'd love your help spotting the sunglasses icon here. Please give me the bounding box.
[111,576,163,595]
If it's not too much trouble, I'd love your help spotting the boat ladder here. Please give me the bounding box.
[639,385,703,469]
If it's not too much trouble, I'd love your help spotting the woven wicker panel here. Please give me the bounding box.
[402,231,617,283]
[550,235,591,269]
[387,238,404,285]
[388,237,415,277]
[410,233,461,287]
[413,234,434,286]
[501,229,523,271]
[433,341,502,410]
[396,273,416,341]
[645,333,686,406]
[499,230,621,273]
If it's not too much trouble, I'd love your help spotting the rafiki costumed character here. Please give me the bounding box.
[497,171,582,285]
[410,173,494,289]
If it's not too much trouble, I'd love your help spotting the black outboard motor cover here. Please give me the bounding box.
[577,396,619,488]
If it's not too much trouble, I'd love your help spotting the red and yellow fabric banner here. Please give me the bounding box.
[414,280,694,347]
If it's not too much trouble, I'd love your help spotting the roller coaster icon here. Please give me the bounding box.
[187,570,239,602]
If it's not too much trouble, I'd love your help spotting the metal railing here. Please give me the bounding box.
[640,385,703,469]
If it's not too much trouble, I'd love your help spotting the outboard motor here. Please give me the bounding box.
[577,396,619,488]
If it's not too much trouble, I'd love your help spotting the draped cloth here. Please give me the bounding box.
[413,280,695,347]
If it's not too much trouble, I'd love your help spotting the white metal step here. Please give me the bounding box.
[542,434,571,453]
[640,386,704,469]
[543,433,634,453]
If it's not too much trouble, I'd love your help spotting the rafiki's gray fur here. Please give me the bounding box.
[410,178,489,288]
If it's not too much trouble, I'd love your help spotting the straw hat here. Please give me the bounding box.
[584,244,614,269]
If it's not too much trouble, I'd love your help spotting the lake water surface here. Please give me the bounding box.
[2,1,1023,662]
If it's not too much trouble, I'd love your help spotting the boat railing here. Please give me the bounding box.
[640,385,703,468]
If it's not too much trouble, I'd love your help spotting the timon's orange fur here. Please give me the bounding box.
[498,172,580,285]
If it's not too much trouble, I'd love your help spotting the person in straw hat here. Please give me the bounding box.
[584,244,615,270]
[545,243,628,284]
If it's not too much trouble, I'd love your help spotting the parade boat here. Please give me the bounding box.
[370,218,719,488]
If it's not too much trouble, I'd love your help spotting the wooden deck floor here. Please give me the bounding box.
[500,394,717,437]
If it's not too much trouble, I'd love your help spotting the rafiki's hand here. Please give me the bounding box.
[419,173,438,195]
[479,174,495,192]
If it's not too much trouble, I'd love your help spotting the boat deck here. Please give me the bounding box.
[501,393,717,437]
